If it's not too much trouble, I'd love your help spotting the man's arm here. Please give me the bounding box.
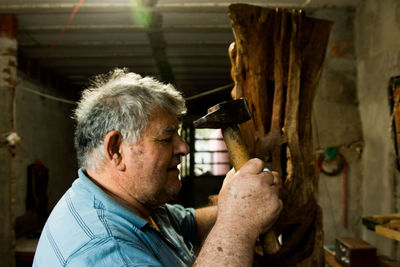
[193,159,283,266]
[195,205,218,248]
[194,217,258,266]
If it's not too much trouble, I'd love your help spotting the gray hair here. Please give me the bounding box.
[73,68,186,171]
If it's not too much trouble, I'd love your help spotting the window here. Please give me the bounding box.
[180,125,230,179]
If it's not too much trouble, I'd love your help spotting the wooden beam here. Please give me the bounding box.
[0,1,310,14]
[19,40,231,48]
[19,24,232,33]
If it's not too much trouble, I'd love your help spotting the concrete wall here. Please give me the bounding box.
[14,74,78,218]
[308,7,365,247]
[0,14,18,267]
[306,0,400,258]
[356,0,400,257]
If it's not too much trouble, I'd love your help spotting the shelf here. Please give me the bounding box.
[362,213,400,241]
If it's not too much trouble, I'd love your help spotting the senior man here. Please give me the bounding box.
[33,69,283,266]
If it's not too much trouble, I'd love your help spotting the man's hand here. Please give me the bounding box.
[194,158,283,266]
[218,158,283,238]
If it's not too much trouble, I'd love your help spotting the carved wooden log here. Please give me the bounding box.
[228,4,332,266]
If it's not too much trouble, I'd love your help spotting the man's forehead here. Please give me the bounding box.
[147,107,181,131]
[147,113,180,133]
[162,124,179,133]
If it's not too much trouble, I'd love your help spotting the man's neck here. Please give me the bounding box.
[85,168,153,220]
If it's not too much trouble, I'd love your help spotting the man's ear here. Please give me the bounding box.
[103,130,125,171]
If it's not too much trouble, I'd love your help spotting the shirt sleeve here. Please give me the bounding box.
[66,237,162,267]
[163,204,197,245]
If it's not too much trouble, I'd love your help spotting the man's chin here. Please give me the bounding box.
[170,180,182,195]
[167,168,180,177]
[167,170,181,185]
[167,192,180,203]
[165,181,182,202]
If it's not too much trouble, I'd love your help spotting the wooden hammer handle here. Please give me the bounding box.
[222,125,250,170]
[261,230,280,255]
[222,125,280,255]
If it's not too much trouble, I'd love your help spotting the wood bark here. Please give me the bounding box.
[228,4,332,266]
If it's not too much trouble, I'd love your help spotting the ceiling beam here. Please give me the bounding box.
[145,0,175,84]
[0,1,310,14]
[54,67,159,77]
[34,58,230,68]
[21,51,155,59]
[50,65,231,75]
[24,52,229,62]
[18,24,232,33]
[18,40,231,47]
[20,51,230,59]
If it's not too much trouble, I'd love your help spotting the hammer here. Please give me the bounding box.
[193,98,280,255]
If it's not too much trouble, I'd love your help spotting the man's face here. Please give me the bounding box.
[121,107,189,209]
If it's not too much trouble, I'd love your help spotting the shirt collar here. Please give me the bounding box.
[75,168,150,229]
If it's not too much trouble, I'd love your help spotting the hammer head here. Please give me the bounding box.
[193,98,251,129]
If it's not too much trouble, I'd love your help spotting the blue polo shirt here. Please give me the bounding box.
[33,169,197,266]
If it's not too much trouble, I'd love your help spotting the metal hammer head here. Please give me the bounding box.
[193,98,251,129]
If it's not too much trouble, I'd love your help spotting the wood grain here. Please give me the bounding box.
[228,4,332,266]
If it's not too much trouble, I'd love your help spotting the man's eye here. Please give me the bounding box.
[160,138,173,143]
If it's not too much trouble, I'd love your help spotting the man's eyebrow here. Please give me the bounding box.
[162,125,179,134]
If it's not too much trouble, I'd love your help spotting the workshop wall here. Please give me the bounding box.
[14,73,77,218]
[0,16,17,266]
[6,1,400,262]
[309,2,400,258]
[309,7,365,248]
[356,0,400,257]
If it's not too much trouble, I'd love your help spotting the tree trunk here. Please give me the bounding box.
[228,4,332,266]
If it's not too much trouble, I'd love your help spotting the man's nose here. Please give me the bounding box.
[175,136,190,156]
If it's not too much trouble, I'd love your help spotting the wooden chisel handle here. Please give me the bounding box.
[222,125,280,255]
